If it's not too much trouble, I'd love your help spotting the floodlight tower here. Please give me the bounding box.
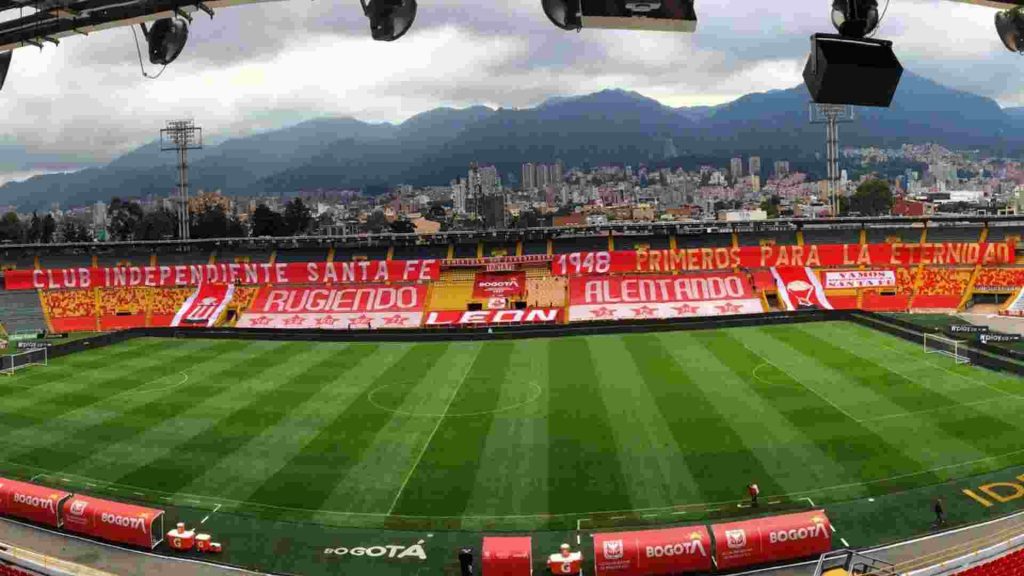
[160,119,203,240]
[809,103,852,217]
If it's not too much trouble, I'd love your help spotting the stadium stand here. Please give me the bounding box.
[526,276,567,308]
[522,239,549,255]
[954,547,1024,576]
[0,248,35,272]
[676,232,733,248]
[481,242,517,258]
[391,244,449,260]
[0,564,39,576]
[451,241,481,259]
[428,281,474,310]
[614,234,671,250]
[214,247,270,264]
[927,225,985,243]
[0,291,46,332]
[152,247,212,266]
[736,228,799,247]
[274,248,328,263]
[976,268,1024,290]
[866,225,923,244]
[553,236,611,253]
[800,225,861,245]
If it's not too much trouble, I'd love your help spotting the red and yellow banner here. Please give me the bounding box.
[593,525,713,576]
[711,510,832,570]
[472,272,526,299]
[3,259,440,291]
[552,242,1015,276]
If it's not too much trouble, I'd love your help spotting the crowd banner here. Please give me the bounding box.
[823,269,896,289]
[568,274,763,322]
[423,308,562,326]
[2,259,440,291]
[551,242,1015,276]
[772,267,833,311]
[592,526,713,576]
[236,284,427,330]
[711,510,832,570]
[61,495,165,549]
[472,272,526,299]
[0,477,71,528]
[171,283,235,328]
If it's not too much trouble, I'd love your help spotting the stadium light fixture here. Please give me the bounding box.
[143,18,189,65]
[360,0,417,41]
[830,0,879,39]
[0,51,10,91]
[542,0,582,30]
[995,7,1024,53]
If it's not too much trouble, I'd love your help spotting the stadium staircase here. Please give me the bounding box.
[0,290,47,333]
[1001,288,1024,317]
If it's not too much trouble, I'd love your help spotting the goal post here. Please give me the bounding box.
[0,347,48,376]
[923,333,970,365]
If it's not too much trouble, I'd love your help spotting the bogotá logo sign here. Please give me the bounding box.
[323,540,428,561]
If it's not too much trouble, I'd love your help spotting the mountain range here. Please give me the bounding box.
[3,70,1024,211]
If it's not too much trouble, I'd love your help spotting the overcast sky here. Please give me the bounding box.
[0,0,1018,179]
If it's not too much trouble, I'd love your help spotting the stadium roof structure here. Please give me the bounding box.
[0,214,1020,251]
[0,0,280,53]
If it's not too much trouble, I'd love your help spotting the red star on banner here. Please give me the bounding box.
[315,315,339,327]
[383,314,408,326]
[715,302,743,314]
[282,315,305,326]
[672,303,700,316]
[250,315,272,326]
[351,314,374,326]
[589,307,616,318]
[632,305,658,318]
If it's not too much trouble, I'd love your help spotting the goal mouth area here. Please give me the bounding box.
[0,348,48,376]
[923,333,971,365]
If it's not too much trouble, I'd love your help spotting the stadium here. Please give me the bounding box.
[1,215,1024,576]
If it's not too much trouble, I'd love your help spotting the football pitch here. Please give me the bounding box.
[2,320,1024,536]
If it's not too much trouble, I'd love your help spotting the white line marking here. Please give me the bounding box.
[768,500,781,504]
[830,524,836,533]
[200,503,222,525]
[29,473,44,482]
[386,357,476,515]
[610,516,627,520]
[672,511,687,515]
[803,497,816,507]
[858,396,1024,423]
[751,359,860,423]
[841,538,850,547]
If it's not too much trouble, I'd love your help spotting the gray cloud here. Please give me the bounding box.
[0,0,1021,173]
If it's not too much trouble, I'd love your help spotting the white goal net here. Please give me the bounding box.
[0,348,48,376]
[923,333,970,365]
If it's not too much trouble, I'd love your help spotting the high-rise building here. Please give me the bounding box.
[553,160,564,185]
[521,163,536,190]
[451,179,467,214]
[479,165,500,192]
[774,160,790,179]
[748,156,761,178]
[730,158,743,180]
[536,164,551,188]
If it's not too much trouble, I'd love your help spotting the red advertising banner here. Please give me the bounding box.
[472,272,527,299]
[823,269,896,289]
[712,510,832,570]
[171,283,234,328]
[444,255,553,268]
[424,308,563,326]
[236,284,427,330]
[3,259,440,291]
[61,495,164,549]
[568,274,763,322]
[593,526,713,576]
[551,242,1015,276]
[0,477,71,528]
[482,536,532,576]
[772,267,833,310]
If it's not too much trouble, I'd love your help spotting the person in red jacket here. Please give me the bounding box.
[748,483,760,507]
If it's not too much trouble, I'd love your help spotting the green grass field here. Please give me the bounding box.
[3,320,1024,574]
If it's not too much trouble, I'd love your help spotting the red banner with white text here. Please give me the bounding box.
[171,283,234,328]
[424,308,562,326]
[772,267,833,310]
[568,274,763,322]
[711,510,832,570]
[822,269,896,289]
[551,242,1015,276]
[236,284,427,330]
[61,495,164,549]
[592,525,713,576]
[2,259,440,291]
[472,272,526,299]
[0,477,71,528]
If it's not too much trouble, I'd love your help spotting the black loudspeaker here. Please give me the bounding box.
[515,301,527,310]
[803,33,902,107]
[458,548,474,576]
[468,302,483,311]
[0,51,11,92]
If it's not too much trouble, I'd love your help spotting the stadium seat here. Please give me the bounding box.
[953,546,1024,576]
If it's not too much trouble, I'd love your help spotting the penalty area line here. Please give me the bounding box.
[201,504,222,525]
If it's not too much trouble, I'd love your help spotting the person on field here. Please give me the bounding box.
[934,498,946,527]
[748,483,760,507]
